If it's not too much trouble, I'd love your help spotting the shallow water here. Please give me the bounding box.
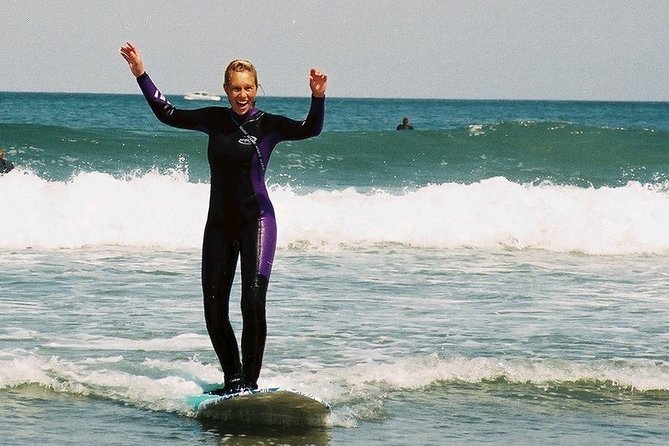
[1,246,668,445]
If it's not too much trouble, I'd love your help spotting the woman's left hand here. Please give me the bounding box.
[309,68,328,97]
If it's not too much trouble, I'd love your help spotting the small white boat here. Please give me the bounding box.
[184,91,221,101]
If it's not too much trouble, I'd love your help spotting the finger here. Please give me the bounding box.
[310,73,325,84]
[121,42,138,58]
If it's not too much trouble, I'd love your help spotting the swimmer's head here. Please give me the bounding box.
[224,59,258,89]
[224,59,259,115]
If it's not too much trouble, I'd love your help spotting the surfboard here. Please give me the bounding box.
[186,387,331,427]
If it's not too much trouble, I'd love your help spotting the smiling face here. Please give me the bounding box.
[223,60,258,116]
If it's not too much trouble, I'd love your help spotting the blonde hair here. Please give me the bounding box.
[224,59,258,88]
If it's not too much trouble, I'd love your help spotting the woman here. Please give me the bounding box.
[120,42,327,394]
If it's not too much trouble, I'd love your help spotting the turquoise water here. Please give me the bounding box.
[1,92,668,444]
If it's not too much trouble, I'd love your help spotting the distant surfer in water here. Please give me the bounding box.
[396,116,414,130]
[120,42,327,394]
[0,149,15,174]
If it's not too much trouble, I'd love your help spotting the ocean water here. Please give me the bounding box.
[1,91,668,445]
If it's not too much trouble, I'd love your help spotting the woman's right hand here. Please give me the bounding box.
[120,41,145,77]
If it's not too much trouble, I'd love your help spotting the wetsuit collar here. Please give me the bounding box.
[231,107,260,123]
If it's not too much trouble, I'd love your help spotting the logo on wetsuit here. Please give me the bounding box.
[238,135,258,146]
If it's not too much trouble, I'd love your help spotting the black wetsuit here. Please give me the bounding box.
[0,158,14,174]
[136,73,325,390]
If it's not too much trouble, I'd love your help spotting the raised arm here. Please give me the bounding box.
[271,68,327,140]
[119,41,209,132]
[269,95,326,142]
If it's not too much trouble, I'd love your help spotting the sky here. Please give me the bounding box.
[2,0,668,101]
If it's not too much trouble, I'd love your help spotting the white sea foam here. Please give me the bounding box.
[343,355,669,392]
[2,350,666,421]
[2,170,669,254]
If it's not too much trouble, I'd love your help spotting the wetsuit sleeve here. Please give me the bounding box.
[136,72,210,133]
[271,95,325,141]
[302,95,325,137]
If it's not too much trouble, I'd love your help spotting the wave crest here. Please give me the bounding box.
[2,171,668,254]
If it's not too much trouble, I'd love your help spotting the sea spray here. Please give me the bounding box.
[4,170,668,254]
